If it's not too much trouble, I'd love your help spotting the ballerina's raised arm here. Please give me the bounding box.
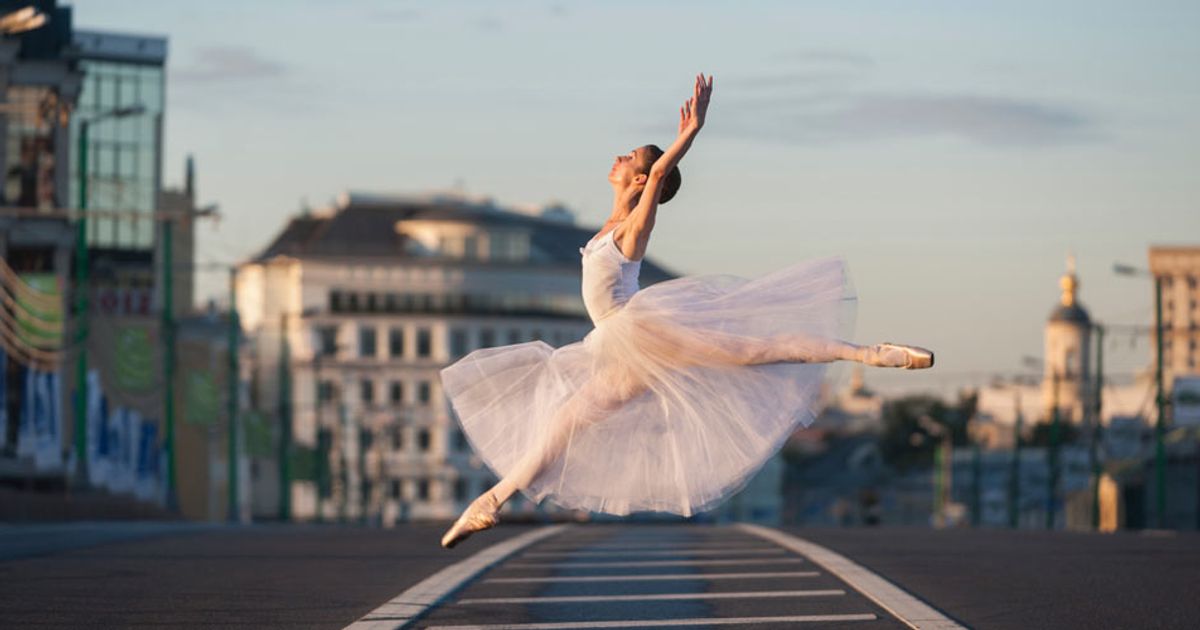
[621,73,713,245]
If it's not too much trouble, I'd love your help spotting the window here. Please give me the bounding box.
[454,478,468,501]
[389,327,404,358]
[418,381,432,406]
[479,328,496,348]
[367,293,378,312]
[507,328,522,345]
[450,328,468,359]
[317,326,338,356]
[390,381,403,405]
[358,325,377,358]
[417,479,429,500]
[391,425,403,450]
[531,329,544,341]
[418,428,430,452]
[317,380,335,403]
[390,479,401,500]
[416,327,432,358]
[454,430,468,452]
[360,379,375,405]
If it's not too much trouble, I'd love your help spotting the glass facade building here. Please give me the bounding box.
[70,31,167,251]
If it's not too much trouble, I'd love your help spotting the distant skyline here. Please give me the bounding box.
[71,0,1200,395]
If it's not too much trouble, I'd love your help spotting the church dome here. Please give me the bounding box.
[1049,303,1091,324]
[1048,254,1091,324]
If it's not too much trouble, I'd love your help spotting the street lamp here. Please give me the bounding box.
[1113,262,1168,529]
[71,104,148,491]
[0,7,47,35]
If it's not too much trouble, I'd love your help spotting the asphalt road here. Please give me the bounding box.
[1,521,1197,629]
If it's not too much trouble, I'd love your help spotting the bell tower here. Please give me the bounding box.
[1043,254,1092,424]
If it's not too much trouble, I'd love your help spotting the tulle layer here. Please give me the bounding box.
[440,255,856,516]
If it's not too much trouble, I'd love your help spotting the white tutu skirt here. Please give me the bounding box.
[440,255,856,516]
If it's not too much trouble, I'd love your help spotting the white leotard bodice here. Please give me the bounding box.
[579,228,642,323]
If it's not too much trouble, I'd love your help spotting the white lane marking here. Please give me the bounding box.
[342,525,569,630]
[534,543,772,552]
[738,524,966,630]
[425,613,878,629]
[537,537,768,547]
[522,548,786,558]
[505,557,804,569]
[485,571,820,583]
[458,589,844,604]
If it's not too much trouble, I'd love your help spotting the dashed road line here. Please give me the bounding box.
[424,614,880,629]
[485,570,820,583]
[458,589,845,605]
[521,548,787,559]
[505,557,805,569]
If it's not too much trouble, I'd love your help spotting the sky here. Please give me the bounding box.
[71,0,1200,396]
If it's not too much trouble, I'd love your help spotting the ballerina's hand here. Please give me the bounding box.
[679,72,714,135]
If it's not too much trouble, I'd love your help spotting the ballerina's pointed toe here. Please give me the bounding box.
[879,342,934,370]
[440,492,501,549]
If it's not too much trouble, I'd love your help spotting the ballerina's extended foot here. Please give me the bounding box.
[440,491,501,549]
[864,342,934,369]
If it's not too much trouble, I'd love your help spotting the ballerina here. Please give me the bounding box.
[440,73,932,548]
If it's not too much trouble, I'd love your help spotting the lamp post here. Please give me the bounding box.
[71,104,147,490]
[1114,262,1168,529]
[1009,388,1024,528]
[1091,324,1105,530]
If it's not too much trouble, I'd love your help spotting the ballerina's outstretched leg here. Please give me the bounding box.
[441,366,648,548]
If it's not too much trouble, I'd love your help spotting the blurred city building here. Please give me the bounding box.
[236,192,674,523]
[1149,246,1200,388]
[1,0,83,489]
[1,3,223,522]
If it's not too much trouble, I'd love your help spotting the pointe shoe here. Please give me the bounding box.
[867,343,935,370]
[440,491,501,549]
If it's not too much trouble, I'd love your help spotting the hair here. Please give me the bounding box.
[637,144,682,204]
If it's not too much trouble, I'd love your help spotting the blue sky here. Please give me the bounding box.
[71,0,1200,395]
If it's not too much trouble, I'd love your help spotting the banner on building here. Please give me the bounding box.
[82,314,166,503]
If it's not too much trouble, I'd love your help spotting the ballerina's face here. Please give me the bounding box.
[608,146,651,188]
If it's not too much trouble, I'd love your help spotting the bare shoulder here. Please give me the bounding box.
[613,221,651,262]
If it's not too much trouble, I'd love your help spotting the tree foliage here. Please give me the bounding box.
[879,391,978,471]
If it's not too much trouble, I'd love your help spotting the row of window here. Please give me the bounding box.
[328,290,583,318]
[317,378,435,407]
[316,323,587,361]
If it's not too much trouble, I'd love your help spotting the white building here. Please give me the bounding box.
[976,257,1152,442]
[236,192,674,523]
[1149,246,1200,386]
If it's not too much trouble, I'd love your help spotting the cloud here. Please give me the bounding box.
[471,15,504,32]
[770,49,876,70]
[174,47,287,83]
[793,93,1095,146]
[366,7,421,22]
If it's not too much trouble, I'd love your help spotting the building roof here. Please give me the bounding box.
[252,193,676,282]
[73,29,167,65]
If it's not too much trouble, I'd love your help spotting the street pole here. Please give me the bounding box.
[278,312,292,521]
[971,438,982,527]
[1047,371,1061,530]
[162,199,177,511]
[1009,391,1023,529]
[933,436,944,527]
[227,268,240,522]
[71,120,90,489]
[1091,324,1104,530]
[1154,276,1167,529]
